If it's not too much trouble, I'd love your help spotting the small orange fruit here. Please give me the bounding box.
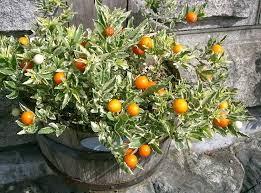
[18,36,30,46]
[104,26,115,37]
[20,111,35,126]
[19,60,34,72]
[132,45,145,55]
[74,58,87,72]
[107,99,122,113]
[148,81,156,88]
[124,154,138,169]
[172,43,184,54]
[185,12,198,24]
[138,144,151,157]
[125,148,134,155]
[172,98,188,114]
[211,44,224,55]
[127,103,140,117]
[157,88,167,96]
[53,72,66,85]
[138,36,154,49]
[219,101,229,110]
[213,118,230,128]
[135,76,149,90]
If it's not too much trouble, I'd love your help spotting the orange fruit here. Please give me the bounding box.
[213,118,230,128]
[125,148,134,155]
[124,154,138,169]
[148,81,156,88]
[132,45,145,55]
[104,26,115,37]
[53,72,66,85]
[107,99,122,113]
[74,58,87,72]
[138,36,154,49]
[172,98,188,114]
[135,76,149,90]
[20,111,35,125]
[127,103,140,117]
[185,12,198,24]
[157,88,167,96]
[19,60,34,72]
[172,43,184,54]
[18,36,30,46]
[211,44,224,55]
[138,144,151,157]
[219,101,229,110]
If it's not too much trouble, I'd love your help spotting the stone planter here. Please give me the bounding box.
[37,129,171,191]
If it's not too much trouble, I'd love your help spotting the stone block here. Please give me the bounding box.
[130,0,260,30]
[0,144,52,185]
[177,28,261,107]
[0,0,37,31]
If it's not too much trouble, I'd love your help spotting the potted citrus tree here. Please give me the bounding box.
[0,0,248,189]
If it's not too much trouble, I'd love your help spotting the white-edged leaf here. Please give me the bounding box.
[6,91,18,99]
[23,78,34,85]
[91,122,100,132]
[61,93,71,109]
[17,130,26,135]
[38,127,54,134]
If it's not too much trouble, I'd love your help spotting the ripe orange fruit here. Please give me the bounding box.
[127,103,140,117]
[107,99,122,113]
[219,101,229,110]
[211,44,224,55]
[104,26,115,37]
[172,98,188,114]
[124,154,138,169]
[148,81,156,88]
[74,58,87,72]
[125,148,134,155]
[185,12,198,24]
[139,144,151,157]
[138,36,154,49]
[19,60,34,72]
[20,111,35,125]
[157,88,167,96]
[135,76,149,90]
[18,36,30,46]
[172,43,184,54]
[132,45,145,55]
[53,72,66,85]
[213,118,230,128]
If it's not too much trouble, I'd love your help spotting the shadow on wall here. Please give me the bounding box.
[254,54,261,105]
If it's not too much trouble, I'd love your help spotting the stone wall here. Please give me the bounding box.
[0,0,260,193]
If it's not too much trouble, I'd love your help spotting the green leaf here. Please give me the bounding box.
[0,68,14,75]
[38,127,55,134]
[91,122,100,132]
[23,78,34,85]
[128,138,141,148]
[4,81,16,89]
[6,91,18,99]
[61,93,71,109]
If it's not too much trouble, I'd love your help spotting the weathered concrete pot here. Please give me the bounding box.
[37,129,171,191]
